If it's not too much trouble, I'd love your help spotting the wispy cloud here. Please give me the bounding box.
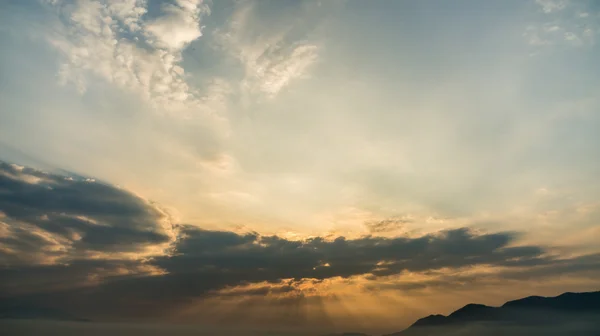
[535,0,569,14]
[214,1,323,99]
[364,216,413,233]
[44,0,224,116]
[525,0,598,47]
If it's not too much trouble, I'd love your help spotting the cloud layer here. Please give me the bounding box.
[1,161,599,326]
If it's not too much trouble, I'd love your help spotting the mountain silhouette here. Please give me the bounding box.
[0,304,89,322]
[386,290,600,336]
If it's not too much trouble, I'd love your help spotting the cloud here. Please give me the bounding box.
[2,161,600,323]
[44,0,224,115]
[525,0,598,47]
[0,259,163,296]
[145,0,208,50]
[3,225,551,321]
[535,0,569,14]
[366,252,600,293]
[214,1,324,98]
[364,216,413,233]
[148,226,549,285]
[0,161,176,268]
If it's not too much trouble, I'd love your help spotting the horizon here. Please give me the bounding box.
[1,290,599,335]
[1,0,600,335]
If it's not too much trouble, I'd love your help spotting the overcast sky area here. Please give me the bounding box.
[1,0,600,334]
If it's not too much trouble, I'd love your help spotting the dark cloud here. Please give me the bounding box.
[365,253,600,293]
[150,225,545,284]
[1,225,558,319]
[0,161,174,266]
[1,160,600,324]
[0,259,152,296]
[214,283,298,298]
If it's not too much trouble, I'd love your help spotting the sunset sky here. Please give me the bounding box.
[1,0,600,334]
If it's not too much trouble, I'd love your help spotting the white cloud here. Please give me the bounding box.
[215,1,320,98]
[564,31,582,45]
[524,25,553,46]
[44,0,221,116]
[535,0,569,13]
[526,0,598,47]
[145,0,209,50]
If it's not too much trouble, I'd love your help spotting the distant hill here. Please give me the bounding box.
[386,291,600,336]
[0,304,89,322]
[326,291,600,336]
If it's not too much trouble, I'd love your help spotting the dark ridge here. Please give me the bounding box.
[0,304,89,322]
[502,291,600,312]
[383,290,600,336]
[502,295,545,307]
[409,314,446,327]
[447,303,496,320]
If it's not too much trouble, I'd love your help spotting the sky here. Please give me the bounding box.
[0,0,599,334]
